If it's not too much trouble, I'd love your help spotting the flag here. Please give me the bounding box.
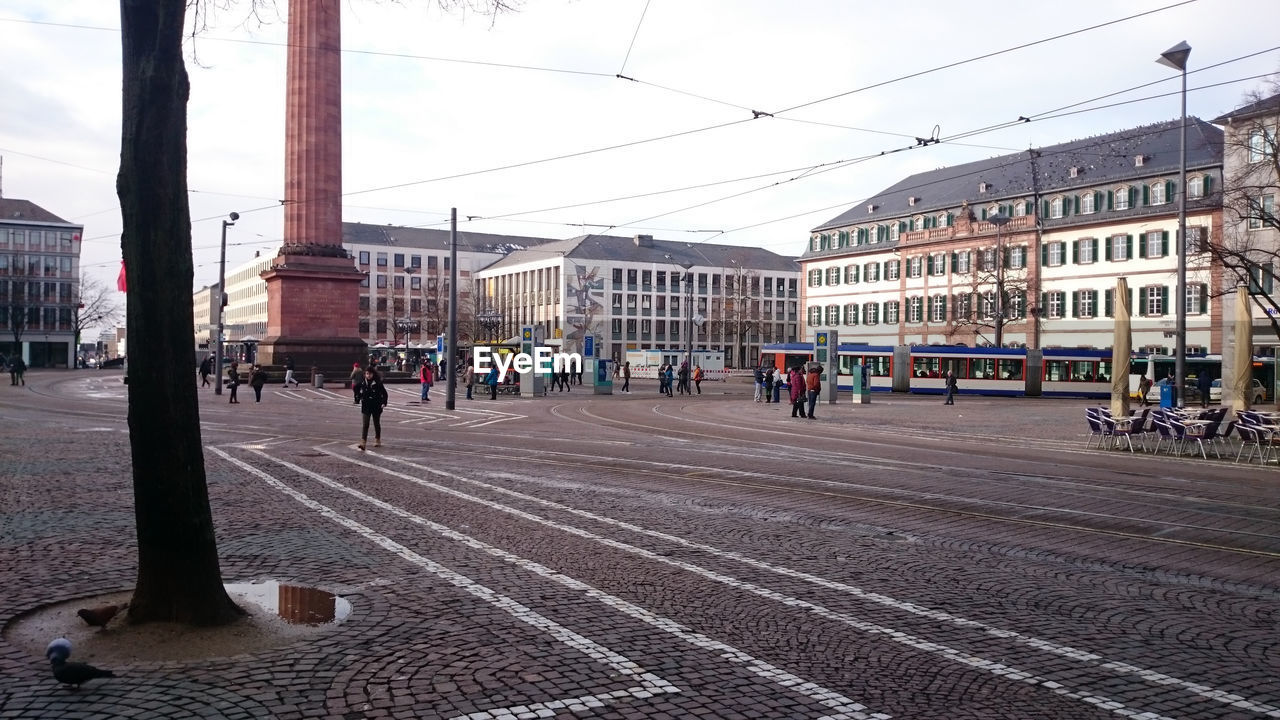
[117,261,127,292]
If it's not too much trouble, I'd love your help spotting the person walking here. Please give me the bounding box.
[664,364,674,397]
[199,356,213,387]
[419,361,434,402]
[486,365,499,400]
[348,363,363,404]
[763,367,775,403]
[804,365,821,419]
[12,357,27,386]
[283,356,299,388]
[227,361,240,403]
[789,366,806,419]
[1196,371,1213,408]
[753,365,764,403]
[621,361,631,393]
[944,370,958,405]
[8,356,17,386]
[355,367,388,450]
[692,364,703,394]
[463,364,474,400]
[249,364,267,402]
[1137,375,1152,406]
[558,366,571,392]
[677,362,690,395]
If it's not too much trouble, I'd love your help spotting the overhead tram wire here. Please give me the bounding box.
[617,0,652,77]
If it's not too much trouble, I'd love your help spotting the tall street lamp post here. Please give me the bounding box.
[989,212,1011,348]
[679,261,695,374]
[213,211,238,395]
[1158,40,1190,408]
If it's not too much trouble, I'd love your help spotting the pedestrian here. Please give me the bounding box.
[249,364,267,402]
[486,365,499,400]
[753,365,764,403]
[657,364,667,395]
[11,357,27,386]
[692,364,703,394]
[944,370,958,405]
[664,364,674,397]
[789,366,806,419]
[558,366,571,392]
[677,362,690,395]
[282,355,299,388]
[1196,371,1213,408]
[804,365,821,419]
[9,356,20,386]
[613,359,621,380]
[772,370,782,403]
[227,361,240,403]
[574,364,583,386]
[348,362,363,404]
[621,361,631,393]
[419,361,434,402]
[199,356,213,387]
[763,367,775,403]
[463,364,474,400]
[1137,375,1152,407]
[355,367,388,450]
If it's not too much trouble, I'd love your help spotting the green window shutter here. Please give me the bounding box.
[926,255,935,275]
[1166,180,1175,200]
[1128,288,1134,312]
[1106,190,1114,210]
[1161,231,1169,257]
[1072,240,1079,264]
[1071,291,1079,318]
[1104,237,1112,261]
[853,265,860,283]
[1204,175,1213,194]
[1126,234,1133,259]
[1091,290,1099,315]
[1040,292,1047,316]
[1128,188,1137,207]
[1142,185,1150,205]
[1042,200,1050,217]
[1094,191,1102,209]
[1159,286,1169,316]
[1267,263,1275,294]
[940,296,947,319]
[1105,289,1114,317]
[951,251,958,270]
[980,207,988,220]
[1138,235,1147,258]
[1092,238,1100,259]
[1072,195,1080,214]
[1041,244,1049,266]
[1024,201,1033,216]
[1198,283,1208,314]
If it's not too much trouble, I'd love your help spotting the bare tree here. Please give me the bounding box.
[941,247,1033,347]
[1207,80,1280,341]
[3,269,30,358]
[74,274,123,358]
[721,267,763,367]
[117,0,515,627]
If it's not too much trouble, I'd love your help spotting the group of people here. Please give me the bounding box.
[653,361,703,397]
[756,364,824,419]
[201,355,300,402]
[3,355,27,386]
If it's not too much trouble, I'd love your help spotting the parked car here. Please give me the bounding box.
[1209,378,1267,404]
[1144,379,1200,403]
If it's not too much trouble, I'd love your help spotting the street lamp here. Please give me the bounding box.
[679,261,695,375]
[213,211,239,396]
[477,309,502,343]
[988,212,1011,348]
[402,266,417,347]
[1158,40,1190,408]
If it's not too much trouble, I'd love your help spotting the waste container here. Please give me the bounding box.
[313,373,324,389]
[1158,383,1175,408]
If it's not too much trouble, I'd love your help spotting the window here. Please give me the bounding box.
[929,253,946,277]
[907,257,923,278]
[1144,285,1167,316]
[890,224,900,242]
[393,275,405,290]
[884,301,900,324]
[1143,230,1167,258]
[979,248,996,272]
[1249,129,1268,163]
[1046,291,1065,319]
[1187,283,1207,314]
[844,265,859,284]
[641,319,651,334]
[376,274,387,289]
[929,295,946,322]
[358,251,370,265]
[427,256,438,269]
[952,293,971,320]
[642,270,652,288]
[1184,226,1207,254]
[1081,193,1095,214]
[864,304,879,325]
[1077,290,1096,318]
[1050,197,1063,218]
[808,269,822,287]
[907,297,923,323]
[808,306,822,325]
[825,304,840,325]
[612,268,623,284]
[953,251,971,274]
[826,267,841,285]
[611,319,622,334]
[864,262,879,282]
[1249,194,1275,230]
[1115,187,1130,210]
[410,255,421,268]
[1110,234,1130,261]
[393,253,404,268]
[612,293,622,309]
[885,260,900,280]
[844,303,859,325]
[1151,182,1166,205]
[1077,238,1096,264]
[937,213,950,228]
[1014,202,1027,217]
[1047,242,1065,267]
[410,276,421,290]
[376,252,388,267]
[1188,176,1203,198]
[626,294,637,309]
[626,319,637,333]
[641,295,651,310]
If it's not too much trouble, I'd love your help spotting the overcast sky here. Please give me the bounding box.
[0,0,1276,305]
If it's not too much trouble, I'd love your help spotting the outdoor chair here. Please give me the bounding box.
[1182,420,1220,460]
[1234,424,1268,464]
[1101,414,1141,452]
[1165,417,1190,456]
[1085,408,1110,449]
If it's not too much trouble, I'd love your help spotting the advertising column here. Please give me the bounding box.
[588,335,612,395]
[519,325,544,397]
[815,330,838,404]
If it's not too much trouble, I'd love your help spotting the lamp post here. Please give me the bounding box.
[1158,40,1190,408]
[989,212,1011,348]
[679,261,695,375]
[477,309,502,343]
[213,211,239,395]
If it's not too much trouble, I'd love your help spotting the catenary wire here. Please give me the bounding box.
[618,0,652,77]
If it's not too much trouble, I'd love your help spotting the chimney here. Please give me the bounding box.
[633,234,654,247]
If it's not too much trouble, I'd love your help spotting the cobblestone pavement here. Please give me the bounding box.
[2,370,1278,719]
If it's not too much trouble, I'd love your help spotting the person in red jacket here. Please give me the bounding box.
[419,361,434,402]
[804,366,822,419]
[789,367,806,419]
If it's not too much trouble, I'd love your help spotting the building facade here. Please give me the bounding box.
[0,198,84,367]
[476,234,801,366]
[802,119,1225,355]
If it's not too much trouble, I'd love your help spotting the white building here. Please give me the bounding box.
[0,197,84,368]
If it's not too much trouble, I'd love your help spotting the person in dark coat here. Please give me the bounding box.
[249,364,267,402]
[227,361,240,403]
[1196,371,1213,408]
[355,368,388,450]
[199,356,213,387]
[944,370,958,405]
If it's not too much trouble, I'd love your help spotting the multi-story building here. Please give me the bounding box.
[802,118,1225,354]
[476,234,800,366]
[0,197,84,367]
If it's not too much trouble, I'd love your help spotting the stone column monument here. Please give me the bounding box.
[257,0,366,373]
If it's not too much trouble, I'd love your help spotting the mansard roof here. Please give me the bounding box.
[1212,92,1280,124]
[0,198,74,225]
[482,234,799,273]
[341,221,557,255]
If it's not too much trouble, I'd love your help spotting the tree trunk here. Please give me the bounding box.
[118,0,243,626]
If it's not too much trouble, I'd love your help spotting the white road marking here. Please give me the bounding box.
[230,447,889,720]
[208,447,683,719]
[336,449,1276,719]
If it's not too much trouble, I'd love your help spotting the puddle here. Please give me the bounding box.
[225,581,352,625]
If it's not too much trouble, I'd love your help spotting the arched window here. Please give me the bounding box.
[1187,176,1203,198]
[1050,197,1063,219]
[1151,182,1166,205]
[1115,186,1130,210]
[1081,193,1095,214]
[912,216,924,231]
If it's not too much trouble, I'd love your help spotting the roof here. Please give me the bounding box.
[342,222,559,255]
[0,198,74,225]
[811,117,1223,236]
[481,233,800,273]
[1212,92,1280,124]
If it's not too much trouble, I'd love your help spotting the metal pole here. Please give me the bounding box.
[446,208,459,410]
[995,222,1003,349]
[1174,65,1187,409]
[213,216,234,395]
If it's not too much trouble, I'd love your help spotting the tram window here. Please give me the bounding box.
[942,360,968,379]
[838,356,855,375]
[971,359,995,379]
[1096,360,1112,382]
[997,359,1022,380]
[1070,361,1096,381]
[913,357,941,378]
[1045,360,1069,382]
[866,357,891,377]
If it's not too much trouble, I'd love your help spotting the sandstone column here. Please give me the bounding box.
[258,0,366,372]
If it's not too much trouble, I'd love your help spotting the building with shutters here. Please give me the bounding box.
[800,117,1227,354]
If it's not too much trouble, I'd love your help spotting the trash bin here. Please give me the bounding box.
[1159,383,1175,408]
[313,373,324,389]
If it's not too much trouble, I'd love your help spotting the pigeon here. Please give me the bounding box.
[77,603,126,629]
[46,637,115,689]
[51,658,115,689]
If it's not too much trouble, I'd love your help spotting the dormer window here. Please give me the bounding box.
[1134,155,1145,167]
[908,196,918,206]
[979,182,988,193]
[867,204,876,214]
[1069,166,1080,178]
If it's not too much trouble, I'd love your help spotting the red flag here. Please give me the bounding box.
[117,261,127,292]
